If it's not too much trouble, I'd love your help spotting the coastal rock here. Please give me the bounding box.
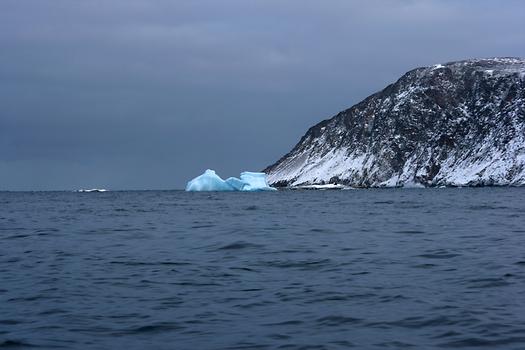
[265,58,525,187]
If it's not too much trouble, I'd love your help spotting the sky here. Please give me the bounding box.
[1,0,524,190]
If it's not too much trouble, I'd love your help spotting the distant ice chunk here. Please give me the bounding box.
[402,181,425,189]
[297,184,349,190]
[186,170,276,192]
[77,188,107,193]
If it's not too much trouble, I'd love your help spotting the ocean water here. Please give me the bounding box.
[1,188,525,350]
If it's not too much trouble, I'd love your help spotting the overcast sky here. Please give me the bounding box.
[1,0,524,190]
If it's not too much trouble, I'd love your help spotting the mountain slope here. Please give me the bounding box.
[265,58,525,187]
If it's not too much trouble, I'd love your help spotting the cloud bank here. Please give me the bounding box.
[1,0,524,189]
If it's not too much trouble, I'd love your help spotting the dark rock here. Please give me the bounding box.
[264,58,525,187]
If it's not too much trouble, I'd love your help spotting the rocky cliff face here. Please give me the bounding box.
[265,58,525,187]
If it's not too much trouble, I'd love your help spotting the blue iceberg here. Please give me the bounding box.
[185,169,277,192]
[239,172,275,191]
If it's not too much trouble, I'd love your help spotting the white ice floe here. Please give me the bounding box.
[185,170,276,192]
[77,189,107,193]
[296,184,349,190]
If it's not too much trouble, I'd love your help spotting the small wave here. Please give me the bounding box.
[316,315,362,326]
[0,340,39,348]
[367,315,457,329]
[191,224,215,229]
[239,288,263,292]
[394,229,426,234]
[350,271,370,275]
[8,295,47,302]
[309,228,334,233]
[120,322,185,334]
[3,234,30,240]
[417,250,460,259]
[112,228,140,232]
[261,258,332,270]
[431,330,463,339]
[267,333,291,340]
[171,281,222,287]
[230,267,257,272]
[379,294,409,303]
[307,292,376,303]
[221,341,269,349]
[34,228,59,236]
[412,263,437,269]
[235,300,275,309]
[37,309,67,316]
[468,204,509,211]
[466,277,511,288]
[264,320,304,326]
[439,336,525,348]
[0,320,22,325]
[374,341,416,348]
[109,260,190,266]
[217,241,263,250]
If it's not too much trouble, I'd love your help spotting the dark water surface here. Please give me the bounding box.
[1,188,525,349]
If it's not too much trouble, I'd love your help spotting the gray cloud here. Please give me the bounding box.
[1,0,524,190]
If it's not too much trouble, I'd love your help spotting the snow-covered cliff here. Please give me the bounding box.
[265,58,525,187]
